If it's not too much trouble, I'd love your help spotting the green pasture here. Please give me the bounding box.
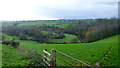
[47,34,80,43]
[18,22,57,26]
[2,34,118,66]
[2,45,29,66]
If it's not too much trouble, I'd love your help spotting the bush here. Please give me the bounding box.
[56,32,65,39]
[10,41,20,48]
[2,41,20,48]
[2,41,11,45]
[72,37,79,43]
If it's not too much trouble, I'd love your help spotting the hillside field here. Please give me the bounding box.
[2,34,119,66]
[47,34,80,43]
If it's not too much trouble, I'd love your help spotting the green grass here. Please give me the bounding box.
[0,33,2,43]
[2,22,69,29]
[41,31,49,35]
[20,35,118,66]
[47,34,80,43]
[0,45,2,67]
[2,24,13,26]
[26,35,35,40]
[3,34,14,41]
[24,32,80,43]
[2,45,29,66]
[55,24,69,28]
[3,34,119,66]
[99,35,118,66]
[2,34,37,66]
[18,22,69,29]
[18,22,57,26]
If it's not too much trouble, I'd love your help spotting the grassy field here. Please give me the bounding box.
[2,34,39,67]
[2,23,13,26]
[41,31,49,35]
[18,22,57,26]
[18,22,69,28]
[2,45,29,66]
[25,31,79,43]
[21,35,118,66]
[2,22,69,29]
[55,24,69,28]
[0,45,2,67]
[2,34,119,66]
[47,34,80,43]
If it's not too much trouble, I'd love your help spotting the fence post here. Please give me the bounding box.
[50,49,56,68]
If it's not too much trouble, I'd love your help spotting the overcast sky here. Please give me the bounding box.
[0,0,119,21]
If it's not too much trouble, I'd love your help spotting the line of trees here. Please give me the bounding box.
[64,18,119,42]
[2,25,65,43]
[2,26,46,42]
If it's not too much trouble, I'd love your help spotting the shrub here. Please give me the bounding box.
[2,41,20,48]
[10,41,20,48]
[2,41,11,45]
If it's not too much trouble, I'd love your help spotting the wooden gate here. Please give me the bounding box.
[43,49,56,67]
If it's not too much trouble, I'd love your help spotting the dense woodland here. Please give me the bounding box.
[2,18,119,43]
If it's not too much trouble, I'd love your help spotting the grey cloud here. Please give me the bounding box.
[34,2,118,19]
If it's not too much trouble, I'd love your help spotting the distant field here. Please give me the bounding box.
[3,34,119,66]
[41,31,49,35]
[22,32,79,43]
[2,24,13,26]
[2,22,69,28]
[47,34,80,43]
[18,22,69,28]
[18,22,57,26]
[55,24,69,28]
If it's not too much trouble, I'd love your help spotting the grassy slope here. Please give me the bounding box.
[22,35,118,66]
[99,35,118,66]
[0,45,2,67]
[0,33,2,67]
[47,34,80,43]
[41,31,49,35]
[3,34,118,66]
[2,45,29,66]
[29,31,80,43]
[3,34,13,41]
[2,34,30,66]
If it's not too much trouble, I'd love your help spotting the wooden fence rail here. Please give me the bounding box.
[55,50,91,67]
[42,49,92,67]
[57,55,76,66]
